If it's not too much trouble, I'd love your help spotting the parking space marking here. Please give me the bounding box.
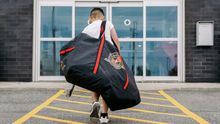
[13,89,210,124]
[159,90,210,124]
[55,98,90,105]
[141,96,169,101]
[127,108,188,118]
[70,94,91,98]
[55,98,188,118]
[75,90,90,93]
[67,94,169,102]
[140,91,161,96]
[76,89,161,96]
[32,114,85,124]
[13,90,65,124]
[56,98,177,109]
[140,102,177,108]
[45,106,169,124]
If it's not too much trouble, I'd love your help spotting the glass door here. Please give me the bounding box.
[110,2,144,81]
[75,1,144,82]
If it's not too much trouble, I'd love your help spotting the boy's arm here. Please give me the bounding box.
[110,27,120,51]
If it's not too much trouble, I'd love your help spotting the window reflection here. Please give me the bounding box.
[120,42,143,76]
[41,7,72,38]
[146,42,177,76]
[146,7,177,38]
[40,41,66,76]
[112,7,143,38]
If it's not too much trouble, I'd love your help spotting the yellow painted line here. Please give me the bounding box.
[56,98,175,109]
[57,98,175,108]
[45,106,169,124]
[141,96,169,101]
[140,91,161,96]
[128,108,189,118]
[77,90,162,97]
[68,94,168,102]
[75,90,91,93]
[110,115,168,124]
[55,98,186,118]
[32,114,85,124]
[46,106,90,115]
[75,90,163,99]
[67,94,91,98]
[60,95,175,108]
[55,98,90,105]
[13,90,65,124]
[55,99,177,108]
[159,90,210,124]
[141,102,177,108]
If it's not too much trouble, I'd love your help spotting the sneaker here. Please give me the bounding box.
[90,102,101,118]
[99,113,109,124]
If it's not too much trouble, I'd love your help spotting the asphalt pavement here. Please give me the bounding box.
[0,84,219,124]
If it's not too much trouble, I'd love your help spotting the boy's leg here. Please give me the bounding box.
[100,99,109,123]
[101,99,108,113]
[92,92,100,102]
[90,92,101,118]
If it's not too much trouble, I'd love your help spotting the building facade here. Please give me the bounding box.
[0,0,219,82]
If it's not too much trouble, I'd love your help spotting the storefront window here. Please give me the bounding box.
[120,42,143,76]
[40,6,72,77]
[146,42,177,76]
[41,7,72,38]
[146,6,178,76]
[37,2,181,80]
[146,7,177,38]
[40,41,66,76]
[112,7,143,38]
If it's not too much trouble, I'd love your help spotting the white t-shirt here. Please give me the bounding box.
[82,20,114,45]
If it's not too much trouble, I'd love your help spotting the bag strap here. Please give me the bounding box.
[93,21,106,74]
[111,36,120,54]
[99,21,106,39]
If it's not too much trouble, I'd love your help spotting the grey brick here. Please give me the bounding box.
[185,0,220,82]
[0,0,33,81]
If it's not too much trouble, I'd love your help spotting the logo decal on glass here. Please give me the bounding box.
[124,19,131,26]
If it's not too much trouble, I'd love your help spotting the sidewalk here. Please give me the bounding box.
[0,82,220,90]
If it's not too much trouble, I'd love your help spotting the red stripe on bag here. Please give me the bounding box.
[93,35,105,74]
[124,72,129,90]
[60,47,75,55]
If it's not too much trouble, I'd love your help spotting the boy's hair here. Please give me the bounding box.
[90,7,105,16]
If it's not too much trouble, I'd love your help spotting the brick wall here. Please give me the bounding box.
[185,0,220,82]
[0,0,33,81]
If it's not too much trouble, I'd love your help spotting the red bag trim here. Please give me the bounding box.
[93,21,105,74]
[123,72,129,90]
[93,35,105,74]
[60,47,75,55]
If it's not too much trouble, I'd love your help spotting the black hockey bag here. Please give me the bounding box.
[60,21,141,111]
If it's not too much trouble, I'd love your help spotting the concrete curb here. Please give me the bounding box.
[0,82,220,91]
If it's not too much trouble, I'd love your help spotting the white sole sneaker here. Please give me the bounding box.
[90,102,101,118]
[100,116,109,124]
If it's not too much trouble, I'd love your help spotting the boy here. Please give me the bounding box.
[82,7,120,124]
